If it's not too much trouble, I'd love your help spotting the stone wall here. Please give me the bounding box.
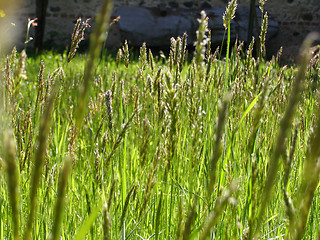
[6,0,320,60]
[265,0,320,60]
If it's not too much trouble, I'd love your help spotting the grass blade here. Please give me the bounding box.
[73,202,102,240]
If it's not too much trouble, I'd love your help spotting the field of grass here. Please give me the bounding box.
[1,1,320,239]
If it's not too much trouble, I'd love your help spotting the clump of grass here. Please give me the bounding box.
[105,106,139,167]
[24,68,62,240]
[2,2,320,239]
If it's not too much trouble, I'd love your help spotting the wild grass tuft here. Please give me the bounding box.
[2,2,320,240]
[24,68,62,240]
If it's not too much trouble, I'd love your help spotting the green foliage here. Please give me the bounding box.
[1,4,320,240]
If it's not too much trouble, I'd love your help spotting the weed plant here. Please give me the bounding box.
[1,0,320,239]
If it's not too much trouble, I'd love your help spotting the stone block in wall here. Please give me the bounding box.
[106,21,122,47]
[264,0,320,61]
[111,7,196,47]
[109,6,278,48]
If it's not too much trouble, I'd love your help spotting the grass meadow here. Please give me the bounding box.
[1,0,320,239]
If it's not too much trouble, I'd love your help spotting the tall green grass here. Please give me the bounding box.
[1,1,320,239]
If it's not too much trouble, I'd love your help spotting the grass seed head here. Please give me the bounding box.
[194,11,209,68]
[259,12,268,58]
[139,42,147,70]
[122,40,129,68]
[223,0,237,30]
[259,0,267,13]
[68,18,91,63]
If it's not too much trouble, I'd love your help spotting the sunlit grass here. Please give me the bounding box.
[1,1,320,239]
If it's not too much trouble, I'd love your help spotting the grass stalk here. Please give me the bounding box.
[50,157,72,240]
[76,0,113,129]
[223,0,237,96]
[103,204,111,240]
[208,93,231,197]
[254,32,320,238]
[259,12,268,59]
[200,181,238,239]
[4,130,20,240]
